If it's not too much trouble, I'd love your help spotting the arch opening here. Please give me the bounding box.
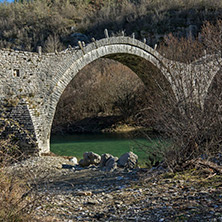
[39,39,179,154]
[51,58,146,135]
[49,53,176,156]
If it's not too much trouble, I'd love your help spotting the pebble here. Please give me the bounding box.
[106,194,113,199]
[76,191,92,196]
[5,156,222,222]
[115,201,123,205]
[86,200,99,205]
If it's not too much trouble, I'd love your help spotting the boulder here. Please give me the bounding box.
[79,152,101,167]
[79,158,90,167]
[99,153,114,167]
[117,152,138,169]
[105,157,118,172]
[87,152,101,165]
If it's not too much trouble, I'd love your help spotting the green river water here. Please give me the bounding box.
[50,132,164,165]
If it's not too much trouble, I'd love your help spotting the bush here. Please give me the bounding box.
[0,170,36,222]
[138,21,222,171]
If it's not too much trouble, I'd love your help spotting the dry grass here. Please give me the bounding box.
[0,170,34,222]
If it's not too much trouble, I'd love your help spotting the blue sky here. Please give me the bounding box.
[0,0,14,2]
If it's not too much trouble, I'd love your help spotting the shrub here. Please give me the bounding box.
[0,170,36,222]
[137,21,222,171]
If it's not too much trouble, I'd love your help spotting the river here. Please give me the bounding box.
[51,132,164,165]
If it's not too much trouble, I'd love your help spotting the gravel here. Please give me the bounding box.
[5,156,222,222]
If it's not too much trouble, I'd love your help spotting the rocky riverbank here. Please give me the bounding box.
[6,155,222,222]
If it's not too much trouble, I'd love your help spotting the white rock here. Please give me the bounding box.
[69,157,78,165]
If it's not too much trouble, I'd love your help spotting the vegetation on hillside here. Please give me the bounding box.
[0,0,222,51]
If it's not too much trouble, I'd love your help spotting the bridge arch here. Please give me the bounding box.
[38,37,179,153]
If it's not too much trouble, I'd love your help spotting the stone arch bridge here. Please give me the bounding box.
[0,36,221,154]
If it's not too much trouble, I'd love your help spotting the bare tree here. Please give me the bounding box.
[137,21,222,171]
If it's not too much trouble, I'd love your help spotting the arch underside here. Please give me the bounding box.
[52,55,175,134]
[105,53,173,90]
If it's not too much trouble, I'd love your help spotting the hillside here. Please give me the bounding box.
[0,0,222,51]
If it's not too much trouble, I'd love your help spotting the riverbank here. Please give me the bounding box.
[102,123,145,133]
[52,115,144,135]
[7,156,222,221]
